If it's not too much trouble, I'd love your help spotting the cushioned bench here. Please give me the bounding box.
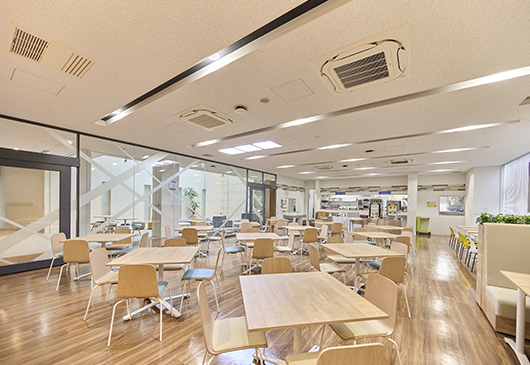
[485,285,530,320]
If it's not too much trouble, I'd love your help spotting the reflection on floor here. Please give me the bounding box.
[0,234,525,364]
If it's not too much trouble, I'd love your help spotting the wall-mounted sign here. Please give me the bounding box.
[427,201,437,208]
[379,191,391,195]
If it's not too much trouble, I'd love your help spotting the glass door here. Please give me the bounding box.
[248,182,277,225]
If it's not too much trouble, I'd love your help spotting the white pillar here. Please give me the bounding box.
[315,179,321,217]
[407,173,418,230]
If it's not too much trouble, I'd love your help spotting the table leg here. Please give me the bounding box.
[294,327,302,354]
[122,297,181,320]
[158,264,164,280]
[504,288,529,365]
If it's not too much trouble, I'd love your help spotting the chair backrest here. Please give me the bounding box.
[462,235,471,248]
[326,236,344,244]
[401,230,414,239]
[449,226,456,236]
[50,232,66,256]
[364,225,374,232]
[320,224,329,240]
[240,222,253,233]
[402,227,414,233]
[457,231,466,243]
[286,232,296,250]
[261,257,292,274]
[115,227,131,244]
[63,240,90,263]
[117,264,159,299]
[195,221,207,226]
[240,219,249,223]
[164,224,172,238]
[308,244,321,271]
[165,237,187,247]
[303,227,318,243]
[252,239,274,259]
[364,274,398,336]
[182,227,199,244]
[354,227,366,232]
[390,241,408,257]
[277,218,287,228]
[197,281,215,354]
[247,227,260,233]
[139,232,149,247]
[378,256,406,284]
[331,222,343,235]
[344,231,354,243]
[316,343,387,365]
[89,248,112,283]
[394,235,411,252]
[288,222,298,227]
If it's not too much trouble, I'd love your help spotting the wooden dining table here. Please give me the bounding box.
[323,242,405,290]
[107,246,198,319]
[353,231,398,246]
[375,225,404,233]
[500,270,530,365]
[240,272,388,364]
[63,233,136,248]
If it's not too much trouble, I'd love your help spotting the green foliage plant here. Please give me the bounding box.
[476,212,530,225]
[183,187,200,218]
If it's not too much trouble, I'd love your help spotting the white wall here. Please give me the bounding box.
[417,174,466,235]
[276,175,306,218]
[465,166,502,225]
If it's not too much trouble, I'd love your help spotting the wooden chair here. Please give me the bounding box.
[244,238,274,275]
[180,248,222,313]
[277,218,287,235]
[106,227,132,252]
[344,231,354,243]
[107,264,171,346]
[220,233,245,267]
[285,343,387,365]
[301,227,318,257]
[318,224,329,243]
[46,232,65,280]
[197,281,267,364]
[246,227,261,233]
[239,222,253,233]
[164,237,187,247]
[261,257,292,274]
[324,236,358,271]
[164,224,173,239]
[131,221,145,234]
[362,255,411,319]
[308,244,346,284]
[328,274,402,365]
[56,239,91,291]
[274,231,297,256]
[330,222,343,236]
[116,231,149,255]
[182,227,206,257]
[353,227,366,241]
[84,248,118,320]
[395,235,414,274]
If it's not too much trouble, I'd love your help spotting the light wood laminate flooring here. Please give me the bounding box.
[0,235,526,364]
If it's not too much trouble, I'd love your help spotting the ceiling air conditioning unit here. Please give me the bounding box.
[179,109,234,131]
[320,40,406,93]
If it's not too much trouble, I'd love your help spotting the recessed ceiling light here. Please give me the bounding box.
[340,158,367,162]
[253,140,282,150]
[318,143,351,150]
[277,165,294,169]
[245,155,266,160]
[365,173,381,176]
[13,147,19,150]
[192,164,199,167]
[429,161,465,165]
[315,176,327,179]
[219,147,245,155]
[235,144,261,152]
[355,167,375,170]
[159,169,165,172]
[225,171,233,174]
[299,171,314,174]
[113,163,118,166]
[434,148,477,154]
[67,140,73,144]
[143,155,149,159]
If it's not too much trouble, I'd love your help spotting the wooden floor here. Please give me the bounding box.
[0,235,527,364]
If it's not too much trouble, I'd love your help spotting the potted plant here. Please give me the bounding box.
[183,187,200,219]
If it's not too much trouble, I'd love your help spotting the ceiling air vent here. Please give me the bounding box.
[386,158,414,165]
[61,54,95,78]
[320,40,406,93]
[180,109,234,130]
[315,165,334,170]
[9,27,49,62]
[519,96,530,106]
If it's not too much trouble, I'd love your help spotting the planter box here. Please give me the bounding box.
[476,223,530,339]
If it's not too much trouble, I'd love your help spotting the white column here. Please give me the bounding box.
[407,173,418,230]
[315,179,321,217]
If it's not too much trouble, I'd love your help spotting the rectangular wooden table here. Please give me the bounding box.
[236,232,281,243]
[354,231,398,246]
[64,233,136,247]
[375,226,404,233]
[500,270,530,365]
[457,225,479,237]
[324,242,405,290]
[240,272,388,363]
[107,247,198,319]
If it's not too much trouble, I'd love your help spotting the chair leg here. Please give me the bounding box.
[107,283,113,301]
[202,350,209,365]
[210,280,220,313]
[320,325,326,349]
[405,272,413,297]
[388,337,402,365]
[56,263,67,291]
[471,253,477,272]
[180,281,188,313]
[399,283,411,318]
[84,284,98,321]
[46,257,56,280]
[159,298,163,341]
[108,299,125,347]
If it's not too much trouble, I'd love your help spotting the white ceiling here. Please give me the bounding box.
[1,0,530,180]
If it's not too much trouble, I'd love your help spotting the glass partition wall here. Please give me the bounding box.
[0,116,275,274]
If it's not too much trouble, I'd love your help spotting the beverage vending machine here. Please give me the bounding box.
[369,199,382,219]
